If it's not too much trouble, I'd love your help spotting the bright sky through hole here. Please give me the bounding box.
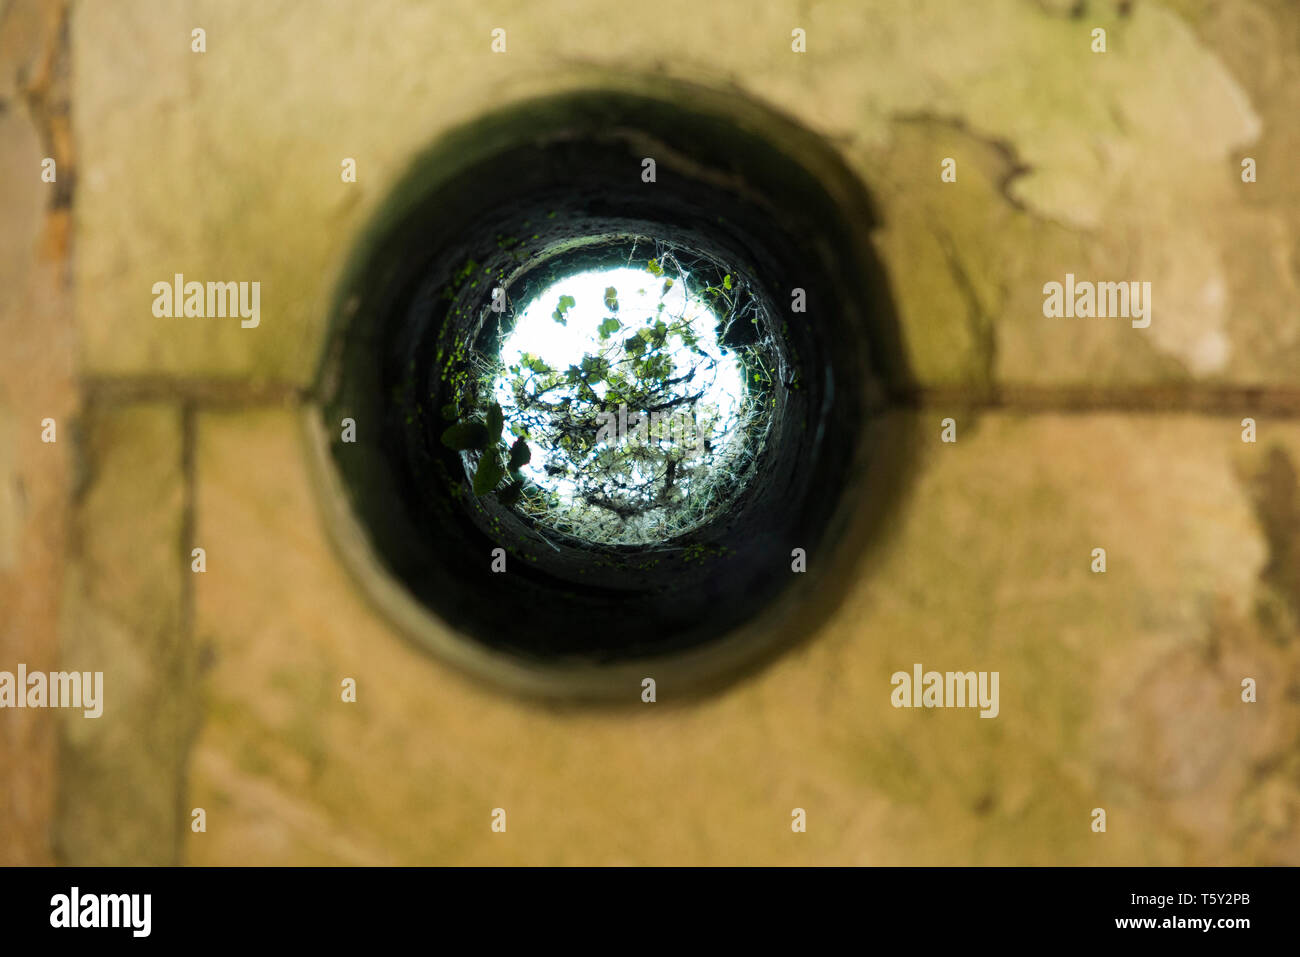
[493,265,746,502]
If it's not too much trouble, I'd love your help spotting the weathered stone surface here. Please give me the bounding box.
[53,404,195,865]
[70,0,1293,388]
[13,0,1297,868]
[185,408,1300,864]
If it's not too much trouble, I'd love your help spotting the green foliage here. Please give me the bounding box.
[508,437,531,471]
[485,401,504,441]
[440,243,776,545]
[488,260,741,532]
[552,294,576,325]
[441,420,488,451]
[473,448,506,495]
[443,401,532,503]
[521,353,553,375]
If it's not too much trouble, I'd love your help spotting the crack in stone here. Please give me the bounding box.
[891,110,1035,216]
[927,221,999,390]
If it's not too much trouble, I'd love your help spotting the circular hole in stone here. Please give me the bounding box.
[309,81,914,697]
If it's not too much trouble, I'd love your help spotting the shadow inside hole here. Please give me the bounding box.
[312,80,917,696]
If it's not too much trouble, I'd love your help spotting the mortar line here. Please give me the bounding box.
[175,400,198,866]
[890,385,1300,418]
[83,377,306,408]
[82,376,1300,418]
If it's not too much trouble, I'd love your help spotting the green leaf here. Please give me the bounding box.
[723,273,732,291]
[473,449,505,495]
[440,402,458,422]
[486,402,504,441]
[522,353,552,375]
[646,258,663,277]
[441,421,489,451]
[508,437,531,471]
[604,286,619,311]
[598,316,621,339]
[551,294,576,325]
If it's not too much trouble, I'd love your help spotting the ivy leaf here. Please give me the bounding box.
[473,449,506,495]
[441,421,489,451]
[522,353,553,375]
[508,437,531,471]
[552,294,576,325]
